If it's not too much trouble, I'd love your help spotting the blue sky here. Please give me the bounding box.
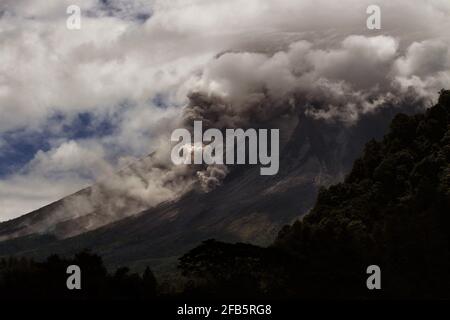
[0,0,195,220]
[0,112,116,177]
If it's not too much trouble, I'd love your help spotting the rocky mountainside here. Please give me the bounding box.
[0,102,421,273]
[177,90,450,298]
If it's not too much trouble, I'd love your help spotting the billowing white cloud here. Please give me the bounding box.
[0,141,102,221]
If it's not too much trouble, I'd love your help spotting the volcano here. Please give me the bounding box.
[0,102,422,274]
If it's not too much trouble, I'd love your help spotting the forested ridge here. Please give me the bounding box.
[179,90,450,299]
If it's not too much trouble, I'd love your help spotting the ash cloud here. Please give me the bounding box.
[185,35,444,127]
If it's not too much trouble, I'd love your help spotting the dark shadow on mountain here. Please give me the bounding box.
[177,90,450,299]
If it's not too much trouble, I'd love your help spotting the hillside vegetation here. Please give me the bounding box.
[179,90,450,299]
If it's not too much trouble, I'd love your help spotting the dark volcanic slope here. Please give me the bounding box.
[0,105,421,272]
[270,90,450,298]
[176,90,450,299]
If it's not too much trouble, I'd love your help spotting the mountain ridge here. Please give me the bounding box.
[0,103,424,273]
[177,90,450,298]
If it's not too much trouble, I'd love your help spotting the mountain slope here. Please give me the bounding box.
[274,91,450,298]
[178,90,450,298]
[0,103,422,273]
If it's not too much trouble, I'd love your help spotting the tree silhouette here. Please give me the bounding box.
[0,251,158,300]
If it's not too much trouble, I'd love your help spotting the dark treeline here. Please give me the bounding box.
[0,251,157,300]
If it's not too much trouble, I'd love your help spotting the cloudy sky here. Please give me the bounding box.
[0,0,449,221]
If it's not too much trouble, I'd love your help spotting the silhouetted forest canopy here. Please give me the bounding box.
[0,250,157,299]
